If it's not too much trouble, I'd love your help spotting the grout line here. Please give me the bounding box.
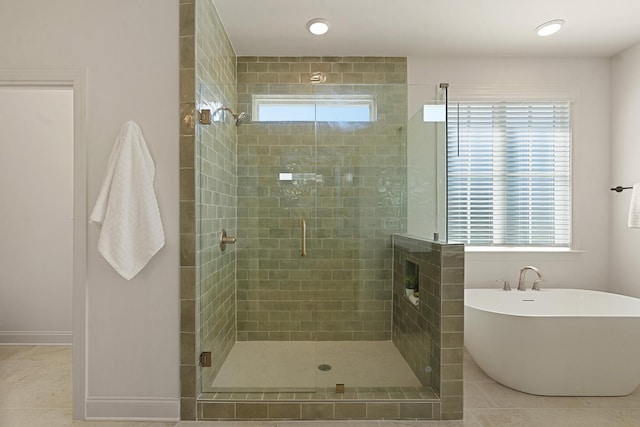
[472,381,500,409]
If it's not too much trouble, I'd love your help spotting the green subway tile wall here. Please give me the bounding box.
[392,235,464,420]
[179,0,197,419]
[235,56,408,341]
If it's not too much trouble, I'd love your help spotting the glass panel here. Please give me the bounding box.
[312,83,410,389]
[407,87,448,241]
[197,83,239,392]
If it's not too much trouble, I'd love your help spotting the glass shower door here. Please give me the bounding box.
[197,81,325,394]
[232,114,321,392]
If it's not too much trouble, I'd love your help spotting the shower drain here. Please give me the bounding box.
[317,364,332,371]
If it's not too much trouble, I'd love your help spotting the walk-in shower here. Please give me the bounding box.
[194,63,463,421]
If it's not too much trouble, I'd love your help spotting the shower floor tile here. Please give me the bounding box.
[209,341,423,390]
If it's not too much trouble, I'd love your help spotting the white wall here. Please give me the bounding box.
[0,87,73,344]
[0,0,180,420]
[408,57,611,290]
[609,42,640,298]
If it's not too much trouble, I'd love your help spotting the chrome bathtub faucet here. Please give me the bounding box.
[518,266,544,291]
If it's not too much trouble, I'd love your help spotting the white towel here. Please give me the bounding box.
[90,121,165,279]
[628,183,640,228]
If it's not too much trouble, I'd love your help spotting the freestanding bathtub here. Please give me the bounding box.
[465,288,640,396]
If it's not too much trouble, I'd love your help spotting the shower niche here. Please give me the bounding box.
[404,260,419,300]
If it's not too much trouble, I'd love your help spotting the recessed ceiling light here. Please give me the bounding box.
[536,19,565,37]
[307,18,330,36]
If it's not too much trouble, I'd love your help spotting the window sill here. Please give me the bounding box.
[464,246,587,254]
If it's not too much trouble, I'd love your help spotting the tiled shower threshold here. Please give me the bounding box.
[197,386,440,421]
[200,385,438,401]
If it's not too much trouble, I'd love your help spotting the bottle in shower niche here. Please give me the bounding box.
[404,260,419,297]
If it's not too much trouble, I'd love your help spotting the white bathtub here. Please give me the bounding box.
[464,288,640,396]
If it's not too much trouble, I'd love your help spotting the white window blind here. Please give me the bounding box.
[447,101,571,247]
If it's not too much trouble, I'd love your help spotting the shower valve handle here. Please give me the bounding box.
[219,229,236,252]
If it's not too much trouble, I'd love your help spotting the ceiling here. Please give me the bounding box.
[212,0,640,58]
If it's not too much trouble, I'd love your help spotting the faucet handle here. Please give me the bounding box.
[532,279,544,291]
[496,279,511,291]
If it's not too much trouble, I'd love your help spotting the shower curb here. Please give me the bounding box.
[197,396,441,421]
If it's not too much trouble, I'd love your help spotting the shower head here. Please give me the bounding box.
[216,106,247,127]
[234,111,247,127]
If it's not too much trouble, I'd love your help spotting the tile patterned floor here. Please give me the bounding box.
[1,345,639,426]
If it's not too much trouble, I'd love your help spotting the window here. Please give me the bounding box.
[447,101,571,247]
[252,94,376,122]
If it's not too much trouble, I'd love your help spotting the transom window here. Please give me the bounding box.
[252,94,376,122]
[447,101,571,247]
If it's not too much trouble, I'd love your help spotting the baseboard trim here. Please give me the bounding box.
[85,396,180,421]
[0,331,72,345]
